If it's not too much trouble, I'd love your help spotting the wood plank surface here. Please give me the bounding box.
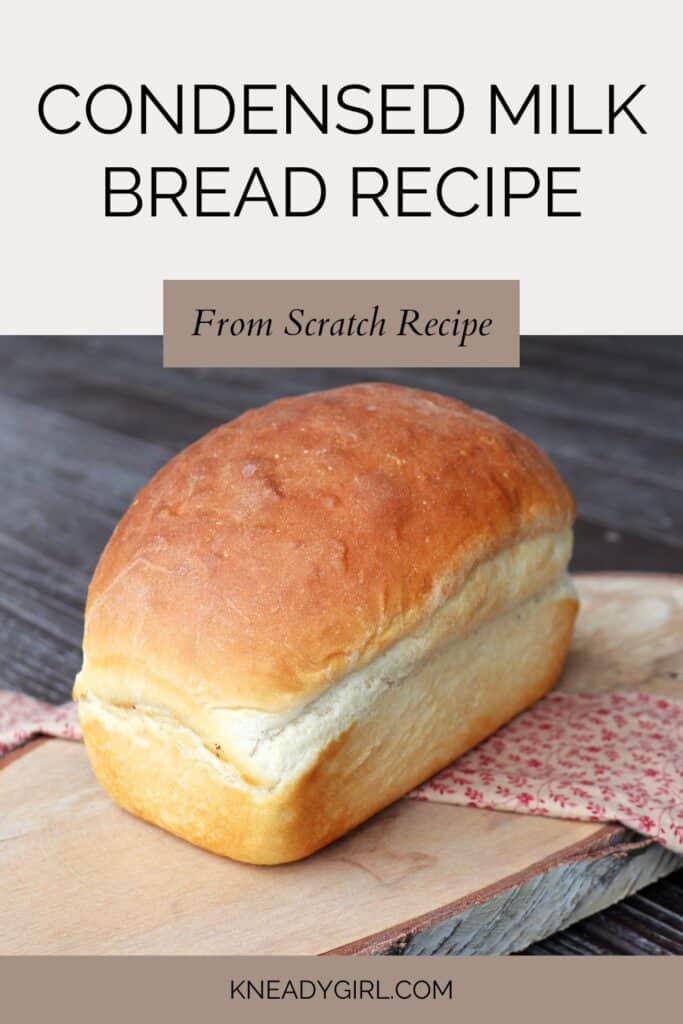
[0,334,681,953]
[1,574,681,956]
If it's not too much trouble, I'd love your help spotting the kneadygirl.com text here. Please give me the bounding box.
[228,977,454,1001]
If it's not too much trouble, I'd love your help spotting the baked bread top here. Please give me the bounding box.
[76,383,575,714]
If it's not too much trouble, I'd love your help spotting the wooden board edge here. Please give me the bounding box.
[334,840,681,955]
[0,737,48,770]
[322,824,664,955]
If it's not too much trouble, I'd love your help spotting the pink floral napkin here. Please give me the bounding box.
[410,690,683,854]
[0,689,82,755]
[2,688,682,855]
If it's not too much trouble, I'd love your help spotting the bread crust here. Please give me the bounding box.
[75,383,575,715]
[78,581,578,864]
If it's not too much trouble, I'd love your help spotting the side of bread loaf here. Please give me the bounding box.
[78,572,576,863]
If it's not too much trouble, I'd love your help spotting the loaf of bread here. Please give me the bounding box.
[74,383,578,864]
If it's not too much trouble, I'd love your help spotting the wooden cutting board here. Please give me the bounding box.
[1,573,681,956]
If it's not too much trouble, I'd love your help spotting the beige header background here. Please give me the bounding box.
[163,280,519,367]
[2,0,681,333]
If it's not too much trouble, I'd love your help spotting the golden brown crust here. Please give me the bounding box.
[78,585,578,865]
[77,384,575,714]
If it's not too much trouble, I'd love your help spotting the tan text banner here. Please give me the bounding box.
[2,956,678,1024]
[163,280,519,367]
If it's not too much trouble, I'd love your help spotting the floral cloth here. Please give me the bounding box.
[0,689,82,755]
[411,691,683,854]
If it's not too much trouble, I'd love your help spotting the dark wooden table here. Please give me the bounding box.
[1,335,681,954]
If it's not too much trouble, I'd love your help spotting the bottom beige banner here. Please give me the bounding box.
[1,957,676,1023]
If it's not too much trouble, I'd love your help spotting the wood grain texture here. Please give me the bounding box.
[1,574,681,955]
[0,334,681,953]
[370,843,679,956]
[521,872,683,954]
